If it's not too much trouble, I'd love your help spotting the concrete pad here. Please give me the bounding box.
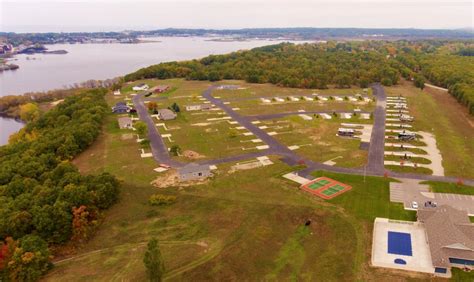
[289,96,299,101]
[360,113,371,119]
[341,113,353,119]
[235,126,246,130]
[288,145,300,150]
[243,132,253,136]
[261,98,271,103]
[299,114,313,121]
[223,102,231,105]
[209,165,218,170]
[282,172,312,185]
[251,121,261,124]
[251,139,263,143]
[320,113,332,119]
[267,131,278,136]
[418,131,444,176]
[258,125,268,129]
[257,156,273,166]
[319,97,328,101]
[372,218,434,274]
[192,123,212,127]
[256,145,270,150]
[275,97,285,102]
[303,96,314,101]
[232,107,240,111]
[227,120,238,124]
[141,153,153,158]
[154,167,168,173]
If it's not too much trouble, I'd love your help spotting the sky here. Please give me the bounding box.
[1,0,473,33]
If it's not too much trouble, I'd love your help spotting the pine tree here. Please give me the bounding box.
[143,238,165,282]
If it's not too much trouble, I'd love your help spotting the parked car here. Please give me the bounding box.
[411,201,418,209]
[424,201,437,208]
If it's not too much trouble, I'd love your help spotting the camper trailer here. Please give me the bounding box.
[337,128,355,137]
[398,131,416,141]
[399,114,414,122]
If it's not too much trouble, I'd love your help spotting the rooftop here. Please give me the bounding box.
[417,205,474,268]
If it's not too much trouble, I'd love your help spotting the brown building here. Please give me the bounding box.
[417,205,474,274]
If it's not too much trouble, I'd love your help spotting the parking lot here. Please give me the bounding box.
[389,178,474,215]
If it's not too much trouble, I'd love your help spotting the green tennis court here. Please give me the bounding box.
[301,177,352,199]
[321,184,346,196]
[307,179,330,190]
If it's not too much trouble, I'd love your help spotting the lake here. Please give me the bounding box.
[0,36,297,145]
[0,116,24,145]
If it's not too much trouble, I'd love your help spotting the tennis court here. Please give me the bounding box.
[300,177,352,199]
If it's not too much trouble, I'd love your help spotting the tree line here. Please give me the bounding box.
[0,89,120,281]
[125,41,474,115]
[125,42,404,89]
[395,41,474,114]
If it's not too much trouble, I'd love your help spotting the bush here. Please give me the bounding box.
[148,194,177,206]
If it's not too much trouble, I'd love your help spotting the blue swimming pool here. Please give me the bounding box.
[388,231,412,256]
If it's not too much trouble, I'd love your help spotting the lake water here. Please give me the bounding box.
[0,116,24,145]
[0,36,296,145]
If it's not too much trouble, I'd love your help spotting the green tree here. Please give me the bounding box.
[169,145,181,156]
[134,121,148,137]
[143,238,165,282]
[414,74,425,89]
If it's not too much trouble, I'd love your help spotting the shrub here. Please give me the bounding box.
[148,194,177,206]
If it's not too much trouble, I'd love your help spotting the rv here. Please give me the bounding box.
[398,131,416,141]
[337,128,355,137]
[399,114,414,122]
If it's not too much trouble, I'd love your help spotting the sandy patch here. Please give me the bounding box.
[151,170,209,188]
[183,150,205,159]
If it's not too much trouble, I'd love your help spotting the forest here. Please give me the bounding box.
[0,89,120,281]
[395,42,474,114]
[125,42,405,88]
[125,41,474,114]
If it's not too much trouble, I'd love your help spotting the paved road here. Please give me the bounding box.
[135,85,474,186]
[249,110,371,121]
[366,84,386,174]
[132,93,184,168]
[202,87,304,165]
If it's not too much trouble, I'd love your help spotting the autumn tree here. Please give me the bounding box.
[19,103,40,122]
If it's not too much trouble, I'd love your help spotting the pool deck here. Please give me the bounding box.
[372,218,437,276]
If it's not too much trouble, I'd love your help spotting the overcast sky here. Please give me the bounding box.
[1,0,473,33]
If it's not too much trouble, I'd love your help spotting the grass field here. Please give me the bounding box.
[51,80,473,281]
[385,80,474,178]
[269,116,369,168]
[424,181,474,195]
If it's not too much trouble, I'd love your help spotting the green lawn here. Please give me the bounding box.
[385,81,474,178]
[47,82,473,281]
[424,181,474,195]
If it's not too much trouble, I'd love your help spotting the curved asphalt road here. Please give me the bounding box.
[133,93,184,168]
[134,85,473,186]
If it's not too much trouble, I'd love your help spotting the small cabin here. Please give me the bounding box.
[157,109,177,120]
[132,83,149,91]
[112,102,130,114]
